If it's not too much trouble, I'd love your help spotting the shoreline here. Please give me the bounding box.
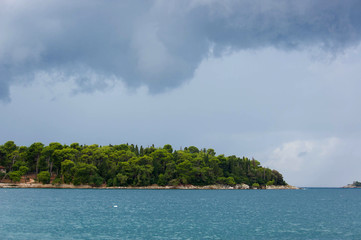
[342,185,361,189]
[0,183,299,190]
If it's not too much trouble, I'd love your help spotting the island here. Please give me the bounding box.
[0,141,297,189]
[343,181,361,188]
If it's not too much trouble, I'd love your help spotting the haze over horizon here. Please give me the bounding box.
[1,0,361,187]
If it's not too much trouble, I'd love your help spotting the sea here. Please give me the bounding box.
[0,188,360,239]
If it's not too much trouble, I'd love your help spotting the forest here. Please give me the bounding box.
[0,141,286,187]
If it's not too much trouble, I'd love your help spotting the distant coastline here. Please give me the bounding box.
[0,183,299,190]
[343,181,361,188]
[0,141,290,190]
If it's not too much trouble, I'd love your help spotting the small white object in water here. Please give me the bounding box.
[113,205,118,208]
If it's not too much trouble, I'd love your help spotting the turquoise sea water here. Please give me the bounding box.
[0,188,360,239]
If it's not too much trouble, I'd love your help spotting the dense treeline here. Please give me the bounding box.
[0,141,286,187]
[352,181,361,187]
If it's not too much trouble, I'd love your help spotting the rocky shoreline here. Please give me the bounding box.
[0,182,299,190]
[343,184,361,188]
[342,181,361,188]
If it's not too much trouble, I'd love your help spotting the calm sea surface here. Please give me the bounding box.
[0,188,360,239]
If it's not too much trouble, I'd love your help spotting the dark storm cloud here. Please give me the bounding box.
[1,0,361,101]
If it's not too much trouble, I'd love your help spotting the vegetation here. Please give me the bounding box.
[266,180,275,186]
[9,171,21,183]
[37,171,51,184]
[352,181,361,187]
[0,141,287,187]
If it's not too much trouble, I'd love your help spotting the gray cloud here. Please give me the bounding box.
[1,0,361,101]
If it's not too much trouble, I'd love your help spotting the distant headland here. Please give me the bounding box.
[0,141,295,189]
[343,181,361,188]
[0,182,298,189]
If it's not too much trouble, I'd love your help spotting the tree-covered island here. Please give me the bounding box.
[343,181,361,188]
[0,141,288,189]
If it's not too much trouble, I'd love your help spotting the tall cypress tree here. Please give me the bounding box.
[135,145,139,156]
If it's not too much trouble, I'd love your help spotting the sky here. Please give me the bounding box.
[1,0,361,187]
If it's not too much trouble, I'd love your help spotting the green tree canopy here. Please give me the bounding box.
[9,171,22,183]
[37,171,51,184]
[1,141,288,187]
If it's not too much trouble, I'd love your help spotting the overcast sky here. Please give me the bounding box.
[1,0,361,187]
